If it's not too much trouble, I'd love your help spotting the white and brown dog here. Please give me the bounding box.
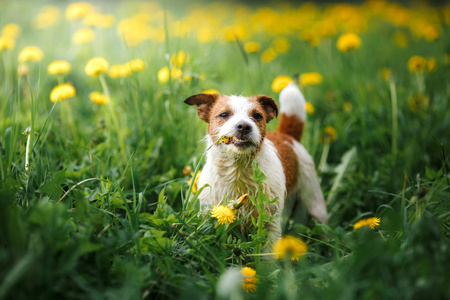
[185,83,328,245]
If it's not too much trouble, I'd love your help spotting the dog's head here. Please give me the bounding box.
[185,93,278,156]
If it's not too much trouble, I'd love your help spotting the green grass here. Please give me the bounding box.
[1,1,449,299]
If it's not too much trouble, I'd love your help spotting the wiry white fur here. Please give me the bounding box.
[290,141,328,224]
[279,82,307,121]
[197,136,286,243]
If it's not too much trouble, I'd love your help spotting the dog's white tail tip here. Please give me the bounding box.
[279,82,306,122]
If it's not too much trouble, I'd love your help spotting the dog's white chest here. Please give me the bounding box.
[196,139,286,215]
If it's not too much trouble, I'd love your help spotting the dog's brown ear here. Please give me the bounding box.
[184,93,219,122]
[255,95,278,123]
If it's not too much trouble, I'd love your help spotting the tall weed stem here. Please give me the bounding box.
[389,79,398,159]
[99,74,126,159]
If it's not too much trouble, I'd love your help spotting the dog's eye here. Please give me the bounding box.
[252,113,263,121]
[219,112,230,119]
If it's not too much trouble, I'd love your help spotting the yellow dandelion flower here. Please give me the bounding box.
[244,41,261,53]
[188,171,201,194]
[157,66,182,83]
[271,75,292,93]
[72,28,94,45]
[241,267,258,293]
[83,12,101,26]
[218,136,231,144]
[99,14,115,28]
[427,58,436,72]
[202,89,220,95]
[89,91,109,105]
[117,18,150,46]
[48,60,71,75]
[316,20,337,38]
[66,2,93,20]
[234,193,249,210]
[211,205,236,225]
[299,29,320,47]
[261,48,277,63]
[85,57,109,77]
[272,37,291,53]
[84,13,115,28]
[18,46,44,62]
[422,25,439,42]
[272,235,308,261]
[129,59,146,72]
[408,93,429,112]
[170,51,189,67]
[408,56,426,73]
[0,36,15,51]
[381,68,392,82]
[181,74,191,83]
[336,33,361,52]
[344,102,353,113]
[109,65,122,78]
[353,217,380,230]
[300,72,323,86]
[2,23,20,38]
[305,102,315,114]
[109,64,132,78]
[197,27,215,43]
[322,125,337,143]
[34,6,61,29]
[50,83,76,103]
[158,67,170,83]
[222,25,249,42]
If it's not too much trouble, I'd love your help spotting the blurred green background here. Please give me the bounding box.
[0,1,449,299]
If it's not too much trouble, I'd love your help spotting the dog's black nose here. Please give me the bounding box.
[236,121,252,135]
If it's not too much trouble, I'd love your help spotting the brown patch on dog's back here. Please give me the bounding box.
[276,113,304,141]
[266,131,299,194]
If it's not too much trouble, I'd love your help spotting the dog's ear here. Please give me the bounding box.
[255,95,278,123]
[184,93,219,122]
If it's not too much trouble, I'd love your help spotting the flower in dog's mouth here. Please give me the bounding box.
[272,235,308,261]
[218,136,254,148]
[211,205,236,225]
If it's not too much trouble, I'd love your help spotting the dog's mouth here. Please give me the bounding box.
[217,136,255,148]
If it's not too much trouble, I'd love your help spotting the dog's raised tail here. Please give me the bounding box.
[276,82,306,141]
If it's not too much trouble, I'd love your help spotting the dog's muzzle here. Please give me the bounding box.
[235,121,252,140]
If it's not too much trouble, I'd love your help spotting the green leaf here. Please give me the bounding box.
[326,147,357,206]
[37,169,67,201]
[156,187,176,218]
[252,161,267,184]
[4,127,12,165]
[139,228,174,254]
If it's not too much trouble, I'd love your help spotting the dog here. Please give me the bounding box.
[184,82,328,246]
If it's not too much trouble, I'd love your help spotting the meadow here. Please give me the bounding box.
[0,0,449,299]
